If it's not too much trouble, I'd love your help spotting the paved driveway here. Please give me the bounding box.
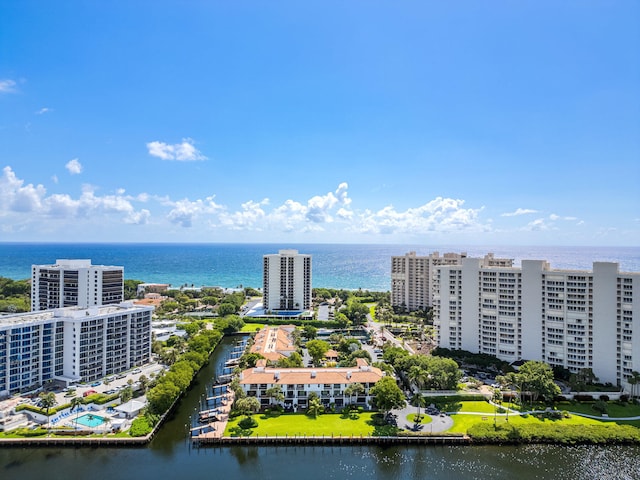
[391,404,454,433]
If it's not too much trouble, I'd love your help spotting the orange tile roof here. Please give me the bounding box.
[250,325,297,361]
[239,362,384,386]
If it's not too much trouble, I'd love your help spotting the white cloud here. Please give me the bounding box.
[36,107,51,115]
[522,218,550,231]
[353,197,484,235]
[0,166,46,213]
[65,158,83,175]
[501,208,538,217]
[166,196,223,227]
[0,166,151,227]
[550,213,578,221]
[306,182,351,223]
[146,138,207,161]
[0,79,16,94]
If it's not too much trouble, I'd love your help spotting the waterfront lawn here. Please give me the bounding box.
[447,401,610,434]
[225,412,398,437]
[555,401,640,427]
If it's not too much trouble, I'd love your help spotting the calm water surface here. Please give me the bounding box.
[1,338,638,480]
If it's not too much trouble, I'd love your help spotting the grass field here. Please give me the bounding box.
[406,413,432,424]
[240,323,264,332]
[447,400,638,434]
[224,411,397,437]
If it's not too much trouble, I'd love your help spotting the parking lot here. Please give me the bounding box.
[25,363,166,408]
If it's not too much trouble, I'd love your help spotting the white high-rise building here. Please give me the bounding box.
[263,249,312,312]
[433,258,640,388]
[0,302,152,396]
[391,251,513,311]
[31,259,124,311]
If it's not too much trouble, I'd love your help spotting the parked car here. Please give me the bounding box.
[90,381,102,387]
[83,389,97,397]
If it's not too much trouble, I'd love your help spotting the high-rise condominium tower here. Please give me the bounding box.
[31,259,124,311]
[263,249,311,312]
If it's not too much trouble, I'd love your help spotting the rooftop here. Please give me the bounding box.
[240,360,384,386]
[0,302,153,328]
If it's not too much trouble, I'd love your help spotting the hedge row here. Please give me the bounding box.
[15,393,120,417]
[243,318,345,329]
[468,422,640,444]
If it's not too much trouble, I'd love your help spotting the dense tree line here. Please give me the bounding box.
[0,276,30,312]
[383,346,462,391]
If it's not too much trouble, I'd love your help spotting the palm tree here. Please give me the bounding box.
[344,382,365,407]
[410,393,426,422]
[408,365,428,393]
[70,396,83,429]
[38,391,57,431]
[307,396,324,419]
[138,374,149,393]
[265,385,284,407]
[628,371,640,401]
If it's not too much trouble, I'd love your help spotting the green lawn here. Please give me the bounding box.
[240,323,264,332]
[447,400,634,434]
[224,412,397,437]
[406,413,432,424]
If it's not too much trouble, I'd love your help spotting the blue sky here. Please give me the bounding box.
[1,1,638,245]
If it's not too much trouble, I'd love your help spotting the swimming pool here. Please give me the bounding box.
[74,413,106,428]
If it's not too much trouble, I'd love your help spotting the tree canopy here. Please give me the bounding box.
[370,376,405,415]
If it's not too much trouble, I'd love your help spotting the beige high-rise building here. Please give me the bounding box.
[391,251,512,312]
[31,259,124,311]
[263,250,312,312]
[433,258,640,388]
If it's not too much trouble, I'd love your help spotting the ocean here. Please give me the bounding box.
[1,243,638,291]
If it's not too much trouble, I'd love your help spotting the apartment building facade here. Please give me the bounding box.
[391,251,513,311]
[31,259,124,311]
[239,359,384,410]
[433,258,640,388]
[263,249,312,312]
[0,302,152,396]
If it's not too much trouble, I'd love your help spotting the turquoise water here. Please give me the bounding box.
[1,243,638,291]
[74,413,105,428]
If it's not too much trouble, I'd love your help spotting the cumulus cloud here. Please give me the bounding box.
[501,208,538,217]
[0,166,46,213]
[65,158,83,175]
[0,79,16,94]
[306,182,351,223]
[146,138,207,161]
[354,197,484,235]
[166,196,223,227]
[0,166,151,226]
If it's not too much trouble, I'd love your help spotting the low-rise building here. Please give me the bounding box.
[249,325,297,362]
[239,358,384,410]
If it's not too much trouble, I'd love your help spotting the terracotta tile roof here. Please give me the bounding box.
[239,361,384,386]
[250,325,297,361]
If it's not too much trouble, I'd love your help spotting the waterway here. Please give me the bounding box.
[1,337,639,480]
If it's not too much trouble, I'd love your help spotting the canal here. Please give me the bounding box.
[1,336,639,480]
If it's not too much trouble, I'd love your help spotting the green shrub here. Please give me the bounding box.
[238,416,258,429]
[468,422,640,444]
[129,417,153,437]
